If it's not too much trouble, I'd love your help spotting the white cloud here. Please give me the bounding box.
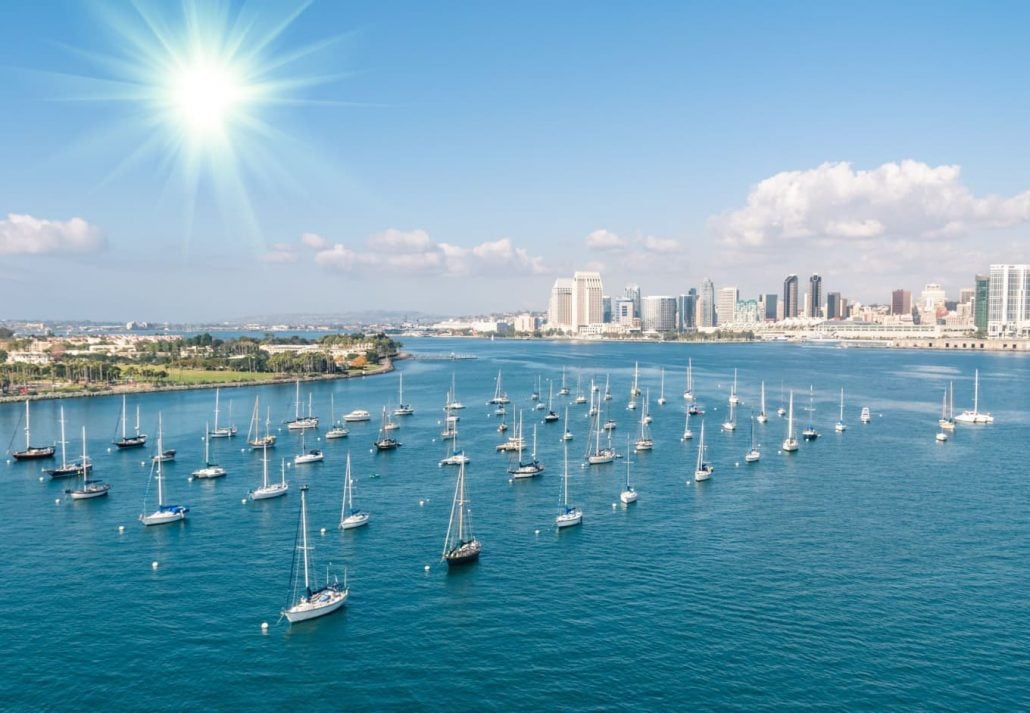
[585,229,626,251]
[299,232,328,250]
[710,160,1030,248]
[312,229,547,278]
[260,242,299,264]
[0,213,105,256]
[641,235,682,254]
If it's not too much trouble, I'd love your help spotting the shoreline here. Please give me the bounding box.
[0,355,403,405]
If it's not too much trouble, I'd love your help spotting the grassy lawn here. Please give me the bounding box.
[161,369,282,384]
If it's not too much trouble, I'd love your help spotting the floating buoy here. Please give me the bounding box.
[534,529,540,535]
[612,503,617,509]
[54,498,61,505]
[106,448,111,453]
[508,478,513,484]
[419,499,425,507]
[735,462,740,467]
[118,525,125,533]
[241,498,247,504]
[140,461,146,466]
[188,477,194,483]
[320,528,326,535]
[261,622,269,632]
[38,476,44,482]
[424,564,430,573]
[151,561,159,570]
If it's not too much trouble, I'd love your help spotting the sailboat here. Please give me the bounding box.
[530,375,541,402]
[497,406,509,433]
[339,452,370,529]
[439,417,470,466]
[140,414,188,525]
[782,392,799,452]
[208,388,237,438]
[693,421,713,481]
[620,443,638,504]
[325,394,350,440]
[66,426,109,499]
[936,390,950,442]
[445,373,465,410]
[680,407,693,441]
[192,423,227,478]
[634,394,653,451]
[777,381,787,417]
[939,382,956,431]
[603,373,612,401]
[544,381,560,422]
[373,406,400,451]
[744,416,761,463]
[47,405,91,478]
[955,369,994,424]
[574,374,587,405]
[728,368,740,406]
[442,461,481,566]
[585,404,616,465]
[246,397,277,449]
[113,396,147,449]
[756,381,768,423]
[588,380,599,417]
[683,359,694,401]
[555,441,582,528]
[834,388,847,432]
[801,386,819,441]
[562,405,574,441]
[11,399,55,460]
[558,367,570,396]
[250,447,289,500]
[657,368,667,406]
[630,362,641,399]
[722,396,737,431]
[489,370,510,405]
[393,373,414,416]
[509,417,544,478]
[285,380,318,430]
[294,429,324,464]
[282,485,348,623]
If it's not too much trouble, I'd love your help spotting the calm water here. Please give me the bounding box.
[2,338,1027,710]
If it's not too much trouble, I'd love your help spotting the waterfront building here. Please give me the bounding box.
[757,293,778,321]
[513,314,539,333]
[808,274,823,319]
[699,279,717,327]
[783,274,799,319]
[601,296,612,324]
[959,287,975,305]
[974,274,989,333]
[547,278,574,331]
[614,298,636,326]
[623,284,641,321]
[641,296,678,333]
[717,287,739,325]
[987,264,1030,338]
[826,292,842,320]
[891,289,912,316]
[733,299,760,326]
[678,291,697,331]
[573,271,604,329]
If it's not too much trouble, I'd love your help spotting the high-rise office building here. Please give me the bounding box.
[699,278,716,327]
[623,284,641,322]
[891,289,912,316]
[717,286,739,324]
[808,274,823,318]
[572,271,604,328]
[987,264,1030,337]
[641,296,678,332]
[826,292,842,320]
[958,288,975,305]
[601,296,612,324]
[547,278,574,331]
[920,283,947,312]
[973,275,989,333]
[678,290,697,331]
[614,298,635,326]
[783,274,799,319]
[757,293,778,321]
[733,299,760,325]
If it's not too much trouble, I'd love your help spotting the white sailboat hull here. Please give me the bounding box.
[782,439,799,452]
[69,485,110,500]
[694,467,713,482]
[556,510,582,528]
[294,452,324,464]
[192,465,227,479]
[283,588,348,623]
[140,508,187,526]
[340,512,370,529]
[250,483,289,500]
[325,428,349,439]
[620,489,638,504]
[955,411,993,424]
[745,450,761,463]
[286,418,319,431]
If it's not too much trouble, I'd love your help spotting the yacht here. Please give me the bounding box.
[954,369,994,424]
[782,391,799,452]
[343,409,371,423]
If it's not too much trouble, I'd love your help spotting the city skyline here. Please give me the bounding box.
[2,1,1030,321]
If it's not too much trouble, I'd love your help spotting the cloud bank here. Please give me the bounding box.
[710,160,1030,248]
[0,213,106,256]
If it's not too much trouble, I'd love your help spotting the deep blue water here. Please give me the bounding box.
[1,338,1027,710]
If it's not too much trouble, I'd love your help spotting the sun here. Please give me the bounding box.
[169,55,248,142]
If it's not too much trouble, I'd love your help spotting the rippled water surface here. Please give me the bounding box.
[2,339,1027,710]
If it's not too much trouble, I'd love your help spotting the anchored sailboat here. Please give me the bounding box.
[585,401,616,465]
[192,423,227,478]
[556,441,582,528]
[756,381,768,424]
[47,405,90,478]
[657,368,667,406]
[955,369,994,424]
[285,380,319,431]
[282,485,348,623]
[620,441,638,504]
[782,392,799,452]
[250,446,289,500]
[339,452,370,529]
[683,359,694,401]
[439,417,470,466]
[635,394,653,451]
[834,388,847,433]
[294,429,324,464]
[11,399,55,460]
[544,381,560,422]
[325,394,350,440]
[509,416,544,478]
[489,370,510,405]
[246,397,277,449]
[936,390,950,443]
[113,396,147,449]
[66,426,109,499]
[373,406,400,451]
[442,461,480,567]
[140,414,188,525]
[745,416,761,463]
[394,373,414,416]
[939,382,956,431]
[208,388,237,438]
[801,386,819,441]
[694,421,713,482]
[728,368,740,406]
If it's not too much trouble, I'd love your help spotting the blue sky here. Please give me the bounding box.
[1,0,1028,321]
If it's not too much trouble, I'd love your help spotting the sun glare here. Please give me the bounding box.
[170,57,246,140]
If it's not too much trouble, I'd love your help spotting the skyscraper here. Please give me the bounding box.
[808,274,823,318]
[623,284,641,322]
[891,289,912,316]
[641,296,678,332]
[757,293,778,321]
[678,290,697,331]
[547,278,574,331]
[973,274,989,334]
[699,278,716,327]
[572,271,604,328]
[601,296,612,324]
[987,264,1030,337]
[717,287,739,325]
[826,292,842,320]
[783,274,799,319]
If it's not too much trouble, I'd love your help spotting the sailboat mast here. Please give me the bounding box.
[562,442,569,506]
[59,405,67,467]
[204,423,210,463]
[81,426,88,485]
[399,373,404,404]
[341,452,352,520]
[761,381,766,413]
[787,392,795,439]
[840,388,844,421]
[300,487,311,591]
[262,442,270,487]
[973,369,979,413]
[121,395,128,439]
[295,380,301,420]
[456,462,466,541]
[214,389,220,431]
[156,414,165,506]
[532,424,537,459]
[135,405,141,436]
